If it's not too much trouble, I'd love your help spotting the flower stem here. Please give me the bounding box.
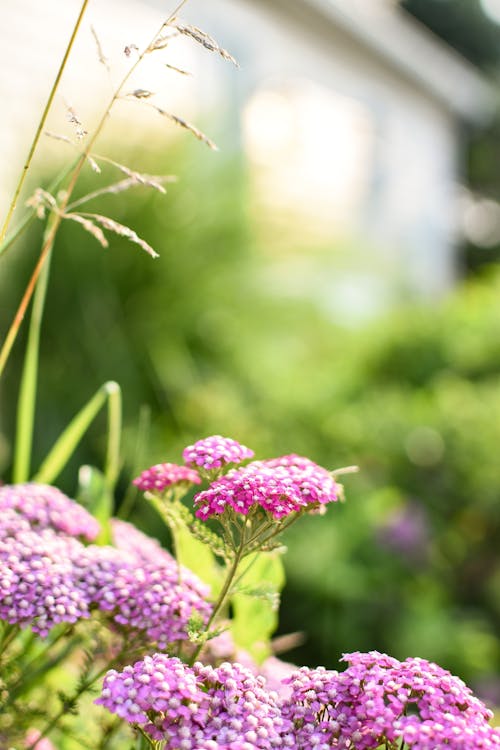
[189,533,247,665]
[0,0,90,246]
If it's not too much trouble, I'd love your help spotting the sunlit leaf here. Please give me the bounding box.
[231,551,285,663]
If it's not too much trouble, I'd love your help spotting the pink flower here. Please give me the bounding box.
[133,462,200,493]
[194,455,338,520]
[183,435,254,472]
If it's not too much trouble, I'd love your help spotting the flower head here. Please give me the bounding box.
[75,541,211,649]
[133,462,201,493]
[0,487,211,643]
[194,455,338,521]
[0,483,100,541]
[183,435,254,472]
[0,527,89,636]
[97,655,292,748]
[282,651,497,750]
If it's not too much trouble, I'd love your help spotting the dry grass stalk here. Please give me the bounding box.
[25,189,57,219]
[62,213,109,247]
[66,105,88,139]
[128,88,155,99]
[77,213,159,258]
[67,174,176,210]
[92,154,175,192]
[154,107,218,150]
[148,33,178,52]
[90,25,110,71]
[45,131,101,172]
[173,23,239,66]
[164,62,191,76]
[124,44,139,57]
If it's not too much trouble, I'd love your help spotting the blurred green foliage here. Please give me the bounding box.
[1,140,500,701]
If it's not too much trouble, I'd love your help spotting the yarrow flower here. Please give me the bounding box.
[183,435,254,472]
[97,650,500,749]
[96,654,293,748]
[75,539,212,649]
[0,484,211,643]
[133,462,201,493]
[0,483,100,541]
[193,454,338,520]
[282,650,500,750]
[0,525,89,636]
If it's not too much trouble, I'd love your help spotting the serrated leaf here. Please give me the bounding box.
[77,465,113,545]
[230,551,285,664]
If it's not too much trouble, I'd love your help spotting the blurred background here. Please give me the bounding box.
[1,0,500,707]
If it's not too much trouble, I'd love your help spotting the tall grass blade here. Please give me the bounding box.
[33,381,121,485]
[12,228,54,483]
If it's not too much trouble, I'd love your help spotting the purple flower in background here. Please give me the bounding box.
[111,518,172,565]
[133,462,201,493]
[194,454,338,520]
[0,483,211,643]
[183,435,254,472]
[75,541,211,649]
[0,483,100,541]
[377,501,429,562]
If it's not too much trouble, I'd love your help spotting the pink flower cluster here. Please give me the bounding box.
[282,651,500,750]
[0,485,211,642]
[183,435,254,472]
[76,532,211,649]
[133,462,201,493]
[96,654,293,749]
[97,650,500,749]
[194,454,338,520]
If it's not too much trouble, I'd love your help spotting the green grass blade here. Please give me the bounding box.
[33,381,119,484]
[77,465,113,544]
[12,229,54,483]
[104,381,122,490]
[118,403,151,520]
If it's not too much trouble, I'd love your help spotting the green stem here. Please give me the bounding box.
[0,0,90,246]
[0,624,20,656]
[6,626,75,698]
[8,635,81,704]
[246,511,303,552]
[189,533,247,665]
[95,718,123,750]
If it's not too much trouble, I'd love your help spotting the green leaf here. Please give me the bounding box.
[77,465,113,545]
[147,495,223,597]
[230,551,285,663]
[173,518,223,596]
[32,380,121,487]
